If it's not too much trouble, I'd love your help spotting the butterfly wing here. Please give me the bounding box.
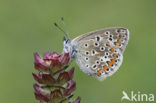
[71,27,129,80]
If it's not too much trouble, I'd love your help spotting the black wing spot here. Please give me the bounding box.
[109,38,112,41]
[93,65,97,69]
[84,43,88,47]
[109,35,112,38]
[105,31,110,35]
[105,52,109,56]
[86,64,89,67]
[85,51,89,55]
[96,36,100,41]
[85,57,89,61]
[92,50,95,54]
[100,47,105,51]
[94,42,99,47]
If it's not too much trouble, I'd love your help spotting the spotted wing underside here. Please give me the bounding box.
[72,27,129,80]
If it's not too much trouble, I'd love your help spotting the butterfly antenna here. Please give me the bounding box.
[61,17,69,39]
[54,22,68,37]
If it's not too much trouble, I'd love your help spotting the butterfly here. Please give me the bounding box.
[54,17,129,81]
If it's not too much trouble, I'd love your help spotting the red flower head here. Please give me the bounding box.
[34,52,70,73]
[33,51,81,103]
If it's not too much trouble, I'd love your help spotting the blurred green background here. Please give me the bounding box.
[0,0,156,103]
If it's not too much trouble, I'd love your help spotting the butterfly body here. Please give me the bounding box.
[63,27,129,81]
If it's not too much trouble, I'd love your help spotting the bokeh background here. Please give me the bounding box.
[0,0,156,103]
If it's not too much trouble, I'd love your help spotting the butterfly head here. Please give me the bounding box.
[53,18,76,58]
[63,37,75,58]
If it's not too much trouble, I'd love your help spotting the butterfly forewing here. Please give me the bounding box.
[71,27,129,80]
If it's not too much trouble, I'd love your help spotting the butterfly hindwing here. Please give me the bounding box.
[71,27,129,80]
